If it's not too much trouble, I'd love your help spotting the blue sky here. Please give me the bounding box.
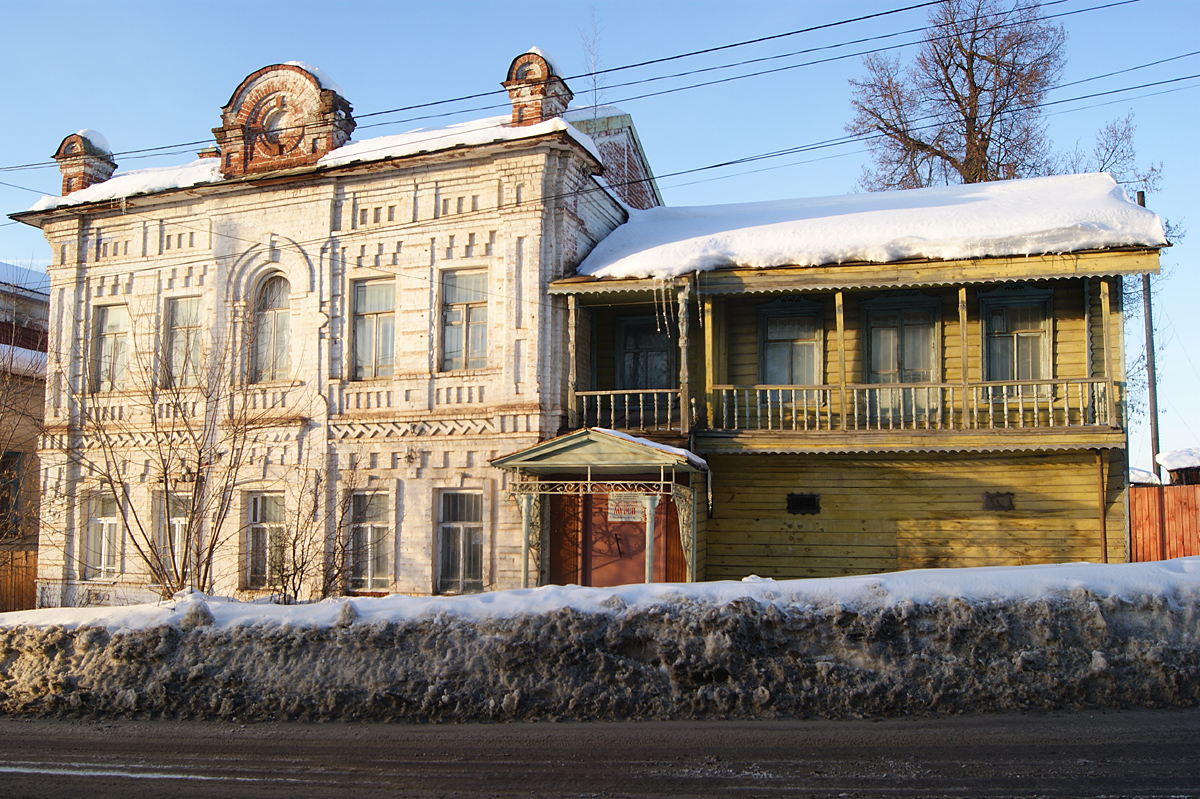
[2,0,1197,472]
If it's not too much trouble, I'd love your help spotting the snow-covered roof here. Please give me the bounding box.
[4,558,1198,631]
[26,117,600,212]
[283,61,344,96]
[1157,448,1200,472]
[563,105,631,122]
[0,261,49,295]
[318,115,600,168]
[578,173,1168,280]
[525,46,562,76]
[28,159,222,212]
[1130,467,1161,485]
[591,428,709,470]
[74,128,111,154]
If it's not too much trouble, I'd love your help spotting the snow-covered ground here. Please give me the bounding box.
[2,559,1198,721]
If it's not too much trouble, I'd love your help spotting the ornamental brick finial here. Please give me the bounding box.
[503,49,573,127]
[53,131,116,196]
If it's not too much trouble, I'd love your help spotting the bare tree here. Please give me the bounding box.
[848,0,1066,189]
[1063,112,1163,194]
[579,8,607,124]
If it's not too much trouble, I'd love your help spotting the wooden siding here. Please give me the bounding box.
[704,450,1125,580]
[1129,485,1200,561]
[0,549,37,612]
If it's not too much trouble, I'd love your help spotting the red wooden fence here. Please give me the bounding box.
[0,549,37,612]
[1129,485,1200,561]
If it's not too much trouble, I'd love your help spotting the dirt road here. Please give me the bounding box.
[0,709,1197,798]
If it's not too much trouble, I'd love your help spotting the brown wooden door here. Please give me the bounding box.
[548,491,684,586]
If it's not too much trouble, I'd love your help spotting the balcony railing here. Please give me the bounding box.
[711,379,1113,432]
[576,389,684,433]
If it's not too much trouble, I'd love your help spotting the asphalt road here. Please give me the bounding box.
[0,709,1197,798]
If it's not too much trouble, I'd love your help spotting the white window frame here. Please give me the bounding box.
[349,492,389,591]
[158,493,189,581]
[979,284,1054,384]
[247,493,285,589]
[757,297,824,386]
[351,280,395,381]
[93,304,128,393]
[84,494,121,581]
[436,490,484,595]
[165,297,201,388]
[440,269,488,371]
[252,275,290,383]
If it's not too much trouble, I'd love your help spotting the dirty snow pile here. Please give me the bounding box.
[578,173,1167,280]
[1,559,1198,722]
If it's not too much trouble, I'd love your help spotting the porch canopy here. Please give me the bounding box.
[490,428,707,586]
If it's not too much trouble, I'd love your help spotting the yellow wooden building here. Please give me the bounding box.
[494,173,1166,585]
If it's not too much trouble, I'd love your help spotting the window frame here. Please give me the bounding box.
[164,296,202,388]
[84,493,121,581]
[757,297,824,386]
[93,304,129,393]
[978,284,1054,385]
[157,492,189,581]
[615,315,677,391]
[436,490,484,595]
[440,269,489,372]
[348,492,390,591]
[351,280,395,381]
[247,493,285,589]
[860,292,942,385]
[252,274,291,383]
[0,453,20,539]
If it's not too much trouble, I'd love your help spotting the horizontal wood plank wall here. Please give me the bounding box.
[1129,485,1200,561]
[0,549,37,612]
[705,451,1123,579]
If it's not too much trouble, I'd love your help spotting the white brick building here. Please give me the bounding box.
[12,53,660,605]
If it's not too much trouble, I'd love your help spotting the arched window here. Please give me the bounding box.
[253,275,289,382]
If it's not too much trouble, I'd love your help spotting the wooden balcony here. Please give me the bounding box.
[575,389,689,435]
[711,379,1114,432]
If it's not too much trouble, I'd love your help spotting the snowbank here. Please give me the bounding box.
[578,173,1167,280]
[1,560,1198,721]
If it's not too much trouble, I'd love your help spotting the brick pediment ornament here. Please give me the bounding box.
[53,131,116,196]
[503,50,572,127]
[213,64,355,177]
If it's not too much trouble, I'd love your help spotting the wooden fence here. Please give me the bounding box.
[1129,485,1200,561]
[0,549,37,612]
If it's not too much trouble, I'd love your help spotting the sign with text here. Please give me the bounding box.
[607,493,645,522]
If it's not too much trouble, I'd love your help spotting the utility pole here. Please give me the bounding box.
[1138,191,1162,481]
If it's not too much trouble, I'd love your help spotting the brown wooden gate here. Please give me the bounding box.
[1129,485,1200,561]
[0,549,37,612]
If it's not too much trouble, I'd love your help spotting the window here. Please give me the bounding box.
[352,281,395,380]
[862,294,940,422]
[349,493,389,590]
[248,493,284,589]
[617,317,674,389]
[94,305,128,392]
[438,492,482,594]
[981,286,1052,383]
[84,495,121,580]
[165,297,201,387]
[759,300,822,385]
[158,494,189,580]
[0,453,20,539]
[253,275,290,382]
[441,270,487,370]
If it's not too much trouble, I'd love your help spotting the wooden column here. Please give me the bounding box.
[1100,279,1117,425]
[678,284,690,436]
[567,294,578,429]
[835,291,847,431]
[643,494,660,583]
[1097,450,1109,563]
[959,287,969,428]
[520,493,533,588]
[703,296,715,429]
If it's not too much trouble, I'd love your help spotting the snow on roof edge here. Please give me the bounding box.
[75,129,111,154]
[525,46,562,76]
[283,61,345,96]
[591,427,708,469]
[1157,448,1200,472]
